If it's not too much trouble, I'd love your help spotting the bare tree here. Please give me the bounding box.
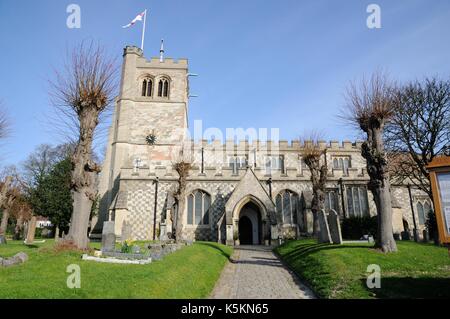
[49,42,118,249]
[386,77,450,199]
[21,143,75,190]
[343,72,398,253]
[301,134,328,238]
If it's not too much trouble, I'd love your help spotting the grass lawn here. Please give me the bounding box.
[0,240,232,299]
[276,240,450,299]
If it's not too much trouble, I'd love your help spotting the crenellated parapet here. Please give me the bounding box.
[188,139,363,151]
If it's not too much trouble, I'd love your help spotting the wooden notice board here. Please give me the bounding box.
[427,156,450,244]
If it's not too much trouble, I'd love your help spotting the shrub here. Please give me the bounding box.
[341,216,378,240]
[426,209,438,241]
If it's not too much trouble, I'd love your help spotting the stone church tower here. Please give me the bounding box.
[94,45,189,238]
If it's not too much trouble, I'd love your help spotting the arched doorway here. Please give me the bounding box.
[239,216,253,245]
[238,202,262,245]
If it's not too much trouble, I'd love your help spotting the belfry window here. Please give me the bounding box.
[141,78,153,97]
[142,80,147,96]
[187,190,211,225]
[158,78,170,98]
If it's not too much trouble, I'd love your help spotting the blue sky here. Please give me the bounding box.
[0,0,449,167]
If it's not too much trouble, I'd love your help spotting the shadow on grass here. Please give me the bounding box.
[363,277,450,299]
[23,245,39,249]
[196,242,232,260]
[281,242,371,261]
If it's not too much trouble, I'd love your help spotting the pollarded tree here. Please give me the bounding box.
[172,143,193,242]
[50,42,118,249]
[343,72,398,253]
[302,136,328,237]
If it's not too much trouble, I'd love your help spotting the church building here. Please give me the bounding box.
[93,45,431,245]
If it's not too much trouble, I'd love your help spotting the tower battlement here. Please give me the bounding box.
[123,45,188,68]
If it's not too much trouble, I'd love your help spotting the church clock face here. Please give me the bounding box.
[146,132,157,145]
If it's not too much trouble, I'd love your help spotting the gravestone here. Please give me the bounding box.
[25,216,37,245]
[101,221,116,252]
[317,210,332,244]
[423,230,430,242]
[0,235,6,245]
[121,221,132,242]
[327,210,343,244]
[131,245,141,254]
[159,224,167,241]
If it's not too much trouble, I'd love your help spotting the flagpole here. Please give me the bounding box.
[141,9,147,52]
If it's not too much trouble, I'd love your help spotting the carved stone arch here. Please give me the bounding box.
[232,195,268,223]
[138,74,155,97]
[157,75,171,98]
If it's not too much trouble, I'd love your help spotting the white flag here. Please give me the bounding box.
[122,11,146,28]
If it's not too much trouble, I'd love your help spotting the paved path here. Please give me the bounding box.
[210,246,315,299]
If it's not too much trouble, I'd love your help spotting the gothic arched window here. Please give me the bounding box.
[417,202,425,225]
[275,190,299,225]
[142,79,147,96]
[141,78,153,97]
[157,78,170,98]
[187,190,211,225]
[424,202,432,219]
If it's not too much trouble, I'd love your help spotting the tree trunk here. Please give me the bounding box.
[13,215,24,240]
[65,110,100,250]
[0,209,10,236]
[373,181,397,252]
[67,187,93,249]
[175,195,186,242]
[363,124,398,253]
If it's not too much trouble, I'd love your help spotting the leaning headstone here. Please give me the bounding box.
[317,210,332,244]
[327,210,342,244]
[25,216,37,245]
[121,221,132,242]
[101,221,116,252]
